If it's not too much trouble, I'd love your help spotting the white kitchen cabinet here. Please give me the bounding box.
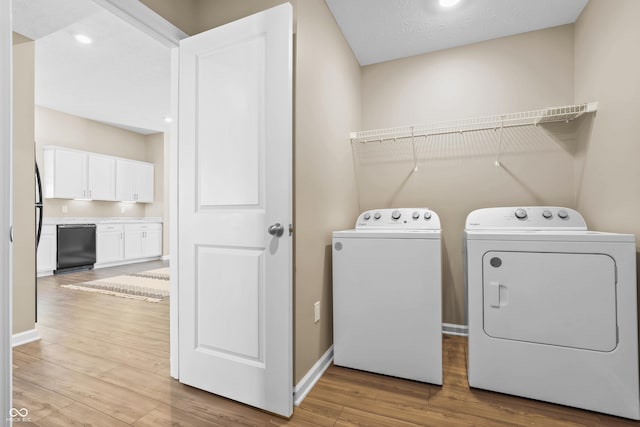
[116,159,154,203]
[88,154,116,201]
[124,223,162,260]
[37,225,57,274]
[43,146,116,201]
[44,148,86,199]
[96,224,124,265]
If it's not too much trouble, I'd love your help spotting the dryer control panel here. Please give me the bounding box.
[465,206,587,230]
[356,208,441,230]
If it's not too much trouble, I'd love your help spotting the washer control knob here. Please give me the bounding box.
[515,208,527,220]
[557,209,569,219]
[391,210,401,220]
[412,211,420,220]
[363,213,371,220]
[373,212,381,220]
[424,211,432,220]
[542,210,552,219]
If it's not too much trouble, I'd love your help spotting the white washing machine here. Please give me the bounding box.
[464,206,639,420]
[332,208,442,385]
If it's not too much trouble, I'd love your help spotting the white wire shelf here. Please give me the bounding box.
[350,102,598,144]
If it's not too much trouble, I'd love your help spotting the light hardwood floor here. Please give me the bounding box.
[12,262,639,426]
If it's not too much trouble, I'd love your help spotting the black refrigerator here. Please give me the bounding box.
[35,160,43,322]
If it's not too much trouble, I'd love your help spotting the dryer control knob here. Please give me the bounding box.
[542,210,552,219]
[557,209,569,219]
[363,213,371,220]
[515,208,527,220]
[424,211,432,220]
[374,212,382,220]
[391,210,401,220]
[412,211,420,220]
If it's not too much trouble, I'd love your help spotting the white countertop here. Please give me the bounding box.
[43,217,163,225]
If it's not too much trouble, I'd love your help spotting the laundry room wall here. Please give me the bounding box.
[359,25,577,325]
[12,33,36,335]
[293,0,360,383]
[138,0,199,35]
[573,0,640,240]
[193,0,297,33]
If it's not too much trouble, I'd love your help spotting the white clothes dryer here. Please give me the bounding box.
[333,208,442,384]
[464,206,639,420]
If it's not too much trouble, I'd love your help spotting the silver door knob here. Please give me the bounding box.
[268,223,284,237]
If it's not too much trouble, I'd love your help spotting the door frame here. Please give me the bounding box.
[91,0,187,380]
[1,0,13,421]
[0,1,188,418]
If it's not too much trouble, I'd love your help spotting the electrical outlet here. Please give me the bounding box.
[120,206,126,213]
[61,205,68,213]
[314,301,320,323]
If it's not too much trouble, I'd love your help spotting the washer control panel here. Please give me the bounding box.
[356,208,440,229]
[465,207,587,230]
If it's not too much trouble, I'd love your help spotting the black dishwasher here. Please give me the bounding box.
[56,224,97,274]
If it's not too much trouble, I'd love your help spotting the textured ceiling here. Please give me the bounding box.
[12,0,590,134]
[13,0,170,135]
[12,0,100,40]
[325,0,589,65]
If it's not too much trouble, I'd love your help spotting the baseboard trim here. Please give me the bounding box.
[293,345,333,406]
[161,255,170,261]
[12,328,40,347]
[443,323,468,336]
[94,256,162,270]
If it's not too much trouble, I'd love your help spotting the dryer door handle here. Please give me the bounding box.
[488,282,507,308]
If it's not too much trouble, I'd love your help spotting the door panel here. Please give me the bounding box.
[196,246,263,361]
[483,251,617,351]
[198,36,264,208]
[178,4,292,417]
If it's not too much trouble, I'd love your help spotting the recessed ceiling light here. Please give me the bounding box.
[439,0,460,7]
[163,116,173,123]
[74,34,93,45]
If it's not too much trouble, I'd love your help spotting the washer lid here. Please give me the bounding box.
[333,229,441,239]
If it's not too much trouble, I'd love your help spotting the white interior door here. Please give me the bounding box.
[177,3,293,417]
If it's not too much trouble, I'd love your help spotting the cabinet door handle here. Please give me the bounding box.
[83,190,86,198]
[120,232,123,240]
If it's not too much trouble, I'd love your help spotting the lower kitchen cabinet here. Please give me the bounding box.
[124,223,162,260]
[38,221,163,274]
[96,224,124,265]
[37,225,57,274]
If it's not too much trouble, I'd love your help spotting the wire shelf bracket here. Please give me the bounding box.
[349,102,599,145]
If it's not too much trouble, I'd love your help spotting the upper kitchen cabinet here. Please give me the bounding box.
[43,146,116,201]
[88,154,117,201]
[116,159,154,203]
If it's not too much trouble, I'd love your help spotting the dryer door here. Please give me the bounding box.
[483,251,617,351]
